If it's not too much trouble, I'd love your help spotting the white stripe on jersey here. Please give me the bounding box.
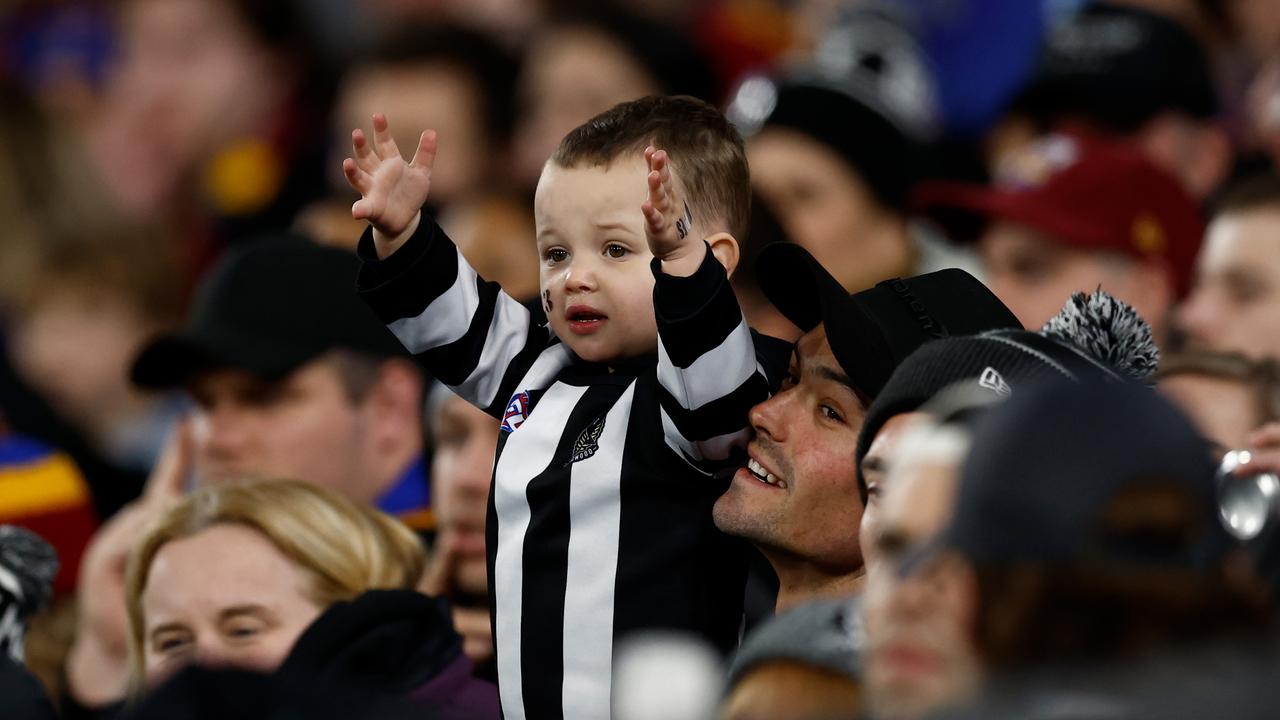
[387,252,479,353]
[562,383,634,718]
[492,383,589,720]
[658,318,759,410]
[454,292,535,408]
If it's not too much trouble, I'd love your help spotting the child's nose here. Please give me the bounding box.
[564,261,598,292]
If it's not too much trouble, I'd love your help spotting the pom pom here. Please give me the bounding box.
[1041,290,1159,381]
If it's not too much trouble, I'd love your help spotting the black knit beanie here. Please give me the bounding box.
[855,290,1160,500]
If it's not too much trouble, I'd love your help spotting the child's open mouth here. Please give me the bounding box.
[566,305,608,335]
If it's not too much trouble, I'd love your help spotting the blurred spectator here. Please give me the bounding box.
[510,6,715,192]
[918,132,1204,336]
[66,237,430,711]
[858,289,1160,570]
[722,597,864,720]
[857,289,1160,719]
[861,419,983,720]
[6,234,185,479]
[1176,172,1280,360]
[995,2,1232,200]
[713,243,1017,610]
[915,379,1272,719]
[1158,351,1280,454]
[128,237,428,515]
[420,384,498,671]
[727,5,975,294]
[330,23,518,214]
[123,480,498,717]
[85,0,332,261]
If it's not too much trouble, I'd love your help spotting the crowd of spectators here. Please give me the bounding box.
[2,0,1279,718]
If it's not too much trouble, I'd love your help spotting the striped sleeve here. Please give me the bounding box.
[357,217,552,417]
[653,244,771,474]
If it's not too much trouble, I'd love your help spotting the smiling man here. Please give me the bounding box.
[712,244,1019,610]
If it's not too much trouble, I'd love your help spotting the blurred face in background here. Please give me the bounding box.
[95,0,291,213]
[980,221,1167,331]
[512,25,659,190]
[430,392,498,594]
[863,428,982,720]
[749,127,912,293]
[1177,207,1280,361]
[187,360,379,502]
[858,412,930,571]
[140,523,323,684]
[336,62,490,209]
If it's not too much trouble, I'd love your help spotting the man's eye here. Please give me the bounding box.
[545,248,568,263]
[820,404,844,423]
[605,243,628,259]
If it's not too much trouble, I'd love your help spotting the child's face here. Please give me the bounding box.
[534,157,658,363]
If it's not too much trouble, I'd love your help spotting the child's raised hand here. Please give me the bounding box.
[641,146,697,265]
[342,113,437,256]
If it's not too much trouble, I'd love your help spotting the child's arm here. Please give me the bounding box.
[345,115,552,418]
[644,147,771,474]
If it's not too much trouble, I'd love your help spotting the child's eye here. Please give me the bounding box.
[545,248,569,263]
[605,243,628,259]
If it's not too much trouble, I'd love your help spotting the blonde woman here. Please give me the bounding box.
[123,480,498,717]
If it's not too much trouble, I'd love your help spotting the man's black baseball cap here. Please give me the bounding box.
[756,242,1021,398]
[130,236,406,389]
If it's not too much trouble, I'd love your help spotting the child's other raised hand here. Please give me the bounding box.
[641,146,699,269]
[342,113,437,257]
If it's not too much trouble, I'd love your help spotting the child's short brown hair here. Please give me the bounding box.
[552,95,751,240]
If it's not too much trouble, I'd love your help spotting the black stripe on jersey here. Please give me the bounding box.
[651,252,743,368]
[658,372,771,441]
[355,221,460,323]
[519,382,630,719]
[613,381,749,656]
[414,275,502,388]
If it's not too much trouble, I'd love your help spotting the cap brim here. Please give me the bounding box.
[130,330,320,390]
[756,242,848,333]
[756,242,886,396]
[915,181,1114,249]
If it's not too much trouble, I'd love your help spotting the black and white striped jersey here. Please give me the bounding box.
[357,216,786,719]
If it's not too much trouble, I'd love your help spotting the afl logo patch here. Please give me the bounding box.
[501,391,532,433]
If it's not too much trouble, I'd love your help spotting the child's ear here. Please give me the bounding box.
[705,232,740,280]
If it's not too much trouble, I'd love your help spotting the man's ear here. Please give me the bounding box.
[705,232,741,280]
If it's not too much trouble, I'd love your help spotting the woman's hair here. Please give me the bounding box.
[124,480,426,686]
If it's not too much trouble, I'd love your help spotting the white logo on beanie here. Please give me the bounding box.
[979,367,1012,397]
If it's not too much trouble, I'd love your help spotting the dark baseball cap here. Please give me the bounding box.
[131,236,407,389]
[726,3,939,211]
[929,378,1233,573]
[1011,2,1218,133]
[757,242,1021,398]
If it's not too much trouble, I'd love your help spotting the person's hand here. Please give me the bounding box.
[342,114,438,258]
[419,531,494,665]
[641,146,702,275]
[1242,422,1280,476]
[66,420,192,705]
